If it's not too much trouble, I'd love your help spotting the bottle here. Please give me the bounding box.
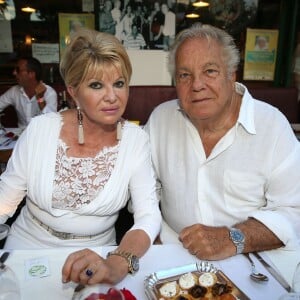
[49,66,54,84]
[59,91,69,111]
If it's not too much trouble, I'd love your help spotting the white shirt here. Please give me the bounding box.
[0,113,161,249]
[145,82,300,248]
[124,33,146,50]
[0,85,57,128]
[162,11,175,38]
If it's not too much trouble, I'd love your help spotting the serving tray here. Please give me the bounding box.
[144,261,250,300]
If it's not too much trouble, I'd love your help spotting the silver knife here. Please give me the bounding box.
[71,284,85,300]
[253,252,292,292]
[0,252,10,269]
[0,138,11,147]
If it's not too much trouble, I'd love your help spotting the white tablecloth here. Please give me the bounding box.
[1,244,290,300]
[0,128,22,150]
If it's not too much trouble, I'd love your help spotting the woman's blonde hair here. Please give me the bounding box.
[60,28,132,90]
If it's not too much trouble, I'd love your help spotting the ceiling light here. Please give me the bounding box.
[192,1,209,7]
[21,6,36,13]
[185,12,200,18]
[0,0,5,4]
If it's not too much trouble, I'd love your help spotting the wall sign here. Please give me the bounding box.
[58,13,95,57]
[243,28,279,81]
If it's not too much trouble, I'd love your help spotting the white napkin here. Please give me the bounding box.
[264,244,300,291]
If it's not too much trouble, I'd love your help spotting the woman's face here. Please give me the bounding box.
[175,37,235,124]
[70,64,129,128]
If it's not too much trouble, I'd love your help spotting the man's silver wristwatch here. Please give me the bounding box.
[106,250,139,274]
[229,227,245,254]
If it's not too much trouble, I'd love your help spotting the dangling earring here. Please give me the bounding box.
[116,120,122,141]
[77,106,84,144]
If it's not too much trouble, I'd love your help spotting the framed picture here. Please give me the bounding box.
[96,0,176,50]
[58,13,95,56]
[243,28,279,81]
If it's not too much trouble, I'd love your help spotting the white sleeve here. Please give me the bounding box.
[41,86,58,113]
[127,133,162,243]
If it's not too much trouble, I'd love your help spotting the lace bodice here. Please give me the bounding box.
[52,139,119,210]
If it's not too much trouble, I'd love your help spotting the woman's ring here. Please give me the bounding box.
[85,269,93,277]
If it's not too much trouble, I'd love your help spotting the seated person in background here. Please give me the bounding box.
[145,23,300,289]
[123,23,146,50]
[0,29,161,286]
[0,56,57,128]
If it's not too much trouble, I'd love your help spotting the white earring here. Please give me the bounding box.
[77,106,84,144]
[117,120,122,140]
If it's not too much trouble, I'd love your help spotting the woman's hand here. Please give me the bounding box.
[61,248,128,285]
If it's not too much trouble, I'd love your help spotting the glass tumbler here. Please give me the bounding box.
[0,224,21,300]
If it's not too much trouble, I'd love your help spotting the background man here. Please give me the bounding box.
[0,57,57,128]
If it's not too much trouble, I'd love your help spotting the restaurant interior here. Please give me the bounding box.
[0,2,300,298]
[0,0,300,233]
[0,0,299,87]
[0,0,300,234]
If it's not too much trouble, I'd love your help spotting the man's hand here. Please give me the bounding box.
[179,224,235,260]
[35,81,46,98]
[178,219,284,261]
[35,81,47,109]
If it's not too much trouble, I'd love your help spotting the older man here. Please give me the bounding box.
[145,23,300,290]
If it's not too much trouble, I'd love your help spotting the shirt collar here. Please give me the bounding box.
[175,82,257,135]
[235,82,256,135]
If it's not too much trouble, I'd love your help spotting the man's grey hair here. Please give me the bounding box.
[168,23,240,79]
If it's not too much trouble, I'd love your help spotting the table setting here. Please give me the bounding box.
[0,240,298,300]
[0,127,22,150]
[0,224,21,299]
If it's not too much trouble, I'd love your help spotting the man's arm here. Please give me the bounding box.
[35,81,47,110]
[35,82,58,113]
[0,86,15,112]
[179,217,283,260]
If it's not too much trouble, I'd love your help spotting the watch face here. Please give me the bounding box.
[131,255,139,272]
[231,229,244,242]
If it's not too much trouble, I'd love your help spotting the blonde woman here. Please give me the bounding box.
[0,29,161,285]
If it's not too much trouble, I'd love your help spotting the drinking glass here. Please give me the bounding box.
[0,224,21,300]
[278,293,300,300]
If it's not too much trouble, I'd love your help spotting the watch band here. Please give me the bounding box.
[106,250,139,274]
[229,227,245,255]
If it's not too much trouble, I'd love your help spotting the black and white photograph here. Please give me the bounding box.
[96,0,176,50]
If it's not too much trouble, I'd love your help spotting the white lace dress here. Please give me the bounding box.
[52,139,119,211]
[1,113,161,249]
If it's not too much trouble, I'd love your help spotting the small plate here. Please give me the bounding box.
[144,262,250,300]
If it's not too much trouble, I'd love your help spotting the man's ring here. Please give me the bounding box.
[85,269,93,277]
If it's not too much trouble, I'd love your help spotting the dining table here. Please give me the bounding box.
[0,127,22,173]
[1,244,291,300]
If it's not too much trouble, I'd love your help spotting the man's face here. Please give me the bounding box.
[13,59,32,87]
[175,37,236,123]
